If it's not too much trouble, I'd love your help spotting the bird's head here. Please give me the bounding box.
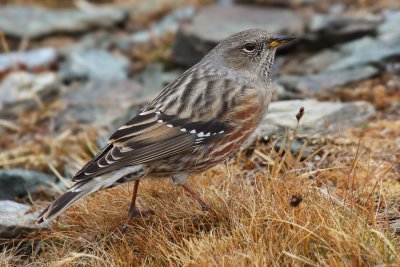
[203,29,295,80]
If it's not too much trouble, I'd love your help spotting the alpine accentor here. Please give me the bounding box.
[38,29,294,229]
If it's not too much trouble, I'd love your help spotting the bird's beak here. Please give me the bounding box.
[268,36,296,48]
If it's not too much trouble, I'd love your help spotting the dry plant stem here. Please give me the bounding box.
[294,140,307,169]
[0,31,9,52]
[275,110,303,177]
[0,119,21,132]
[181,184,211,211]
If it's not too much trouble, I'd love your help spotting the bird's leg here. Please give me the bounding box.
[121,180,153,233]
[181,184,211,211]
[171,174,211,211]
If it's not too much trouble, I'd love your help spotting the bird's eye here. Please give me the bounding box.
[243,43,256,52]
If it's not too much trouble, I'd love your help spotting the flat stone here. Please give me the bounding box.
[301,11,400,75]
[0,200,48,238]
[0,71,59,112]
[258,99,375,137]
[130,6,196,44]
[172,4,304,66]
[303,11,383,49]
[58,31,114,56]
[0,5,126,38]
[303,49,341,74]
[309,12,382,36]
[378,10,400,37]
[278,66,378,93]
[0,47,57,73]
[234,0,316,5]
[0,169,56,200]
[55,80,146,129]
[134,63,182,94]
[60,48,129,81]
[324,10,400,72]
[272,82,302,101]
[326,37,400,71]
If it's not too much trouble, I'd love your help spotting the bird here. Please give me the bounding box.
[38,29,294,230]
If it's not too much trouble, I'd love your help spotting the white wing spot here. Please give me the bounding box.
[155,111,161,115]
[180,128,187,132]
[218,130,225,134]
[205,132,211,137]
[157,119,163,123]
[69,188,82,193]
[190,129,196,134]
[166,124,173,128]
[197,132,205,137]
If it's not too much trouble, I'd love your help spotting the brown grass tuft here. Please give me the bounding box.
[2,133,399,266]
[1,100,399,266]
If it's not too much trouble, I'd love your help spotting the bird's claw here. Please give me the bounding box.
[120,209,155,233]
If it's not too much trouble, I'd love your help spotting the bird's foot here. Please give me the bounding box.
[200,203,212,212]
[120,208,155,233]
[181,184,212,212]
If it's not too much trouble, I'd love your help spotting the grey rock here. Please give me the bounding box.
[56,80,146,129]
[303,49,341,74]
[324,10,400,72]
[234,0,315,6]
[386,61,400,74]
[272,82,304,100]
[0,71,59,112]
[378,10,400,36]
[326,36,400,71]
[0,200,49,238]
[0,169,57,200]
[172,4,304,66]
[0,47,57,73]
[0,5,126,38]
[304,12,382,49]
[258,99,375,137]
[309,12,382,37]
[303,11,400,75]
[131,6,196,44]
[278,66,378,93]
[60,49,129,81]
[59,31,114,56]
[329,3,346,15]
[134,63,182,94]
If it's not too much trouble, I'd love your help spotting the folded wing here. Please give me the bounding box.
[72,109,228,182]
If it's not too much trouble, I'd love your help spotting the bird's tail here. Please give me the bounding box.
[37,180,95,223]
[38,165,149,224]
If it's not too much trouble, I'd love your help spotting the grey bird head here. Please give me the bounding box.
[203,29,295,81]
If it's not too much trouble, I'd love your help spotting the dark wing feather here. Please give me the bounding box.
[72,110,228,182]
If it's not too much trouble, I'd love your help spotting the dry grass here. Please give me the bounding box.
[1,116,399,266]
[0,79,399,266]
[32,176,399,266]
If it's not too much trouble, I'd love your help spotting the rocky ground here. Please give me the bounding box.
[0,0,399,266]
